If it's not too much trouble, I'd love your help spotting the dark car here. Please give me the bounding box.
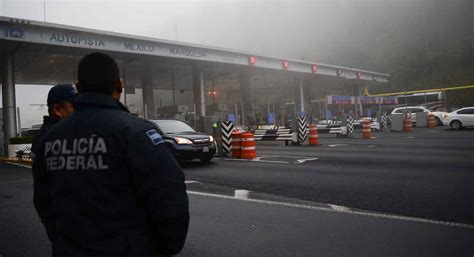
[151,119,216,163]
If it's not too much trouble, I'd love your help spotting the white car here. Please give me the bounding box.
[442,107,474,130]
[391,106,447,125]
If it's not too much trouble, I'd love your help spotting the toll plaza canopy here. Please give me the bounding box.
[0,16,390,155]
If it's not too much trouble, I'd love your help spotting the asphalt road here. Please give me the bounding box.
[0,126,473,256]
[184,126,474,225]
[0,164,473,257]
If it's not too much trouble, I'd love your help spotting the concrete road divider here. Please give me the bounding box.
[416,112,428,127]
[390,113,404,131]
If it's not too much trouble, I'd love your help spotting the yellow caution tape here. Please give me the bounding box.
[367,85,474,97]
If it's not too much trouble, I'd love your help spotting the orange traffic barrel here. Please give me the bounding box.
[428,114,436,128]
[241,131,256,159]
[404,117,412,132]
[231,131,242,158]
[308,124,319,145]
[362,118,372,139]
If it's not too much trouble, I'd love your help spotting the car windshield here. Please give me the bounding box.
[154,120,196,134]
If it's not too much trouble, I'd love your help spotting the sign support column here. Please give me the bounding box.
[1,47,18,156]
[239,68,251,128]
[193,63,206,131]
[142,66,155,119]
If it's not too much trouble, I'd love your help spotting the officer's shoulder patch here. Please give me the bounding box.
[146,129,163,145]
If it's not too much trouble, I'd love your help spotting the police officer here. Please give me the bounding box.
[32,83,78,242]
[31,83,78,158]
[33,52,189,257]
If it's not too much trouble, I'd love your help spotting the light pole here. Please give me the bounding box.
[43,0,47,22]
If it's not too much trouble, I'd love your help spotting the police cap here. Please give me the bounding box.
[47,83,78,108]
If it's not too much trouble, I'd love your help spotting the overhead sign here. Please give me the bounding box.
[267,113,275,124]
[0,20,390,82]
[358,96,377,105]
[226,113,236,123]
[5,27,24,39]
[248,56,257,65]
[327,95,355,105]
[377,96,398,105]
[325,110,332,118]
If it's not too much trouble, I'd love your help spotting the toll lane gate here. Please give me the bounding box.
[0,16,389,157]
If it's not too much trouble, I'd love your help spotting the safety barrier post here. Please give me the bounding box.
[297,115,308,144]
[221,121,234,156]
[362,118,372,139]
[308,124,319,146]
[381,112,390,132]
[346,113,355,137]
[428,114,437,128]
[241,131,256,159]
[403,116,413,132]
[231,131,242,158]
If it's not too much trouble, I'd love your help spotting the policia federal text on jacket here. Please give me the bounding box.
[32,52,190,257]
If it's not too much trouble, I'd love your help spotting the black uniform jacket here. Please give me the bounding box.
[32,116,61,242]
[32,93,189,257]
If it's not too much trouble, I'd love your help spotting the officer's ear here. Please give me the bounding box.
[51,103,63,118]
[75,82,82,93]
[115,79,123,94]
[111,79,123,100]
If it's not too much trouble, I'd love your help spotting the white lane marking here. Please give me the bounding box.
[234,190,250,199]
[187,190,474,230]
[0,179,32,185]
[228,156,319,164]
[329,204,351,211]
[6,162,31,169]
[252,157,289,164]
[223,157,289,164]
[367,145,376,148]
[265,155,318,159]
[328,144,348,148]
[185,180,199,184]
[405,136,416,139]
[427,131,438,133]
[295,158,319,164]
[222,158,249,162]
[370,136,377,139]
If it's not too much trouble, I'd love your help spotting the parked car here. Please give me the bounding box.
[150,119,216,163]
[442,107,474,130]
[391,106,447,125]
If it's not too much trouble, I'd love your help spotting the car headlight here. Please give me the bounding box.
[209,135,214,142]
[174,137,193,145]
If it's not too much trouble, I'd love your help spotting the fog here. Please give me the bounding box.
[0,0,472,127]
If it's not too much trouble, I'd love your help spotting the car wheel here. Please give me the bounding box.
[450,120,462,130]
[199,154,213,164]
[435,117,442,126]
